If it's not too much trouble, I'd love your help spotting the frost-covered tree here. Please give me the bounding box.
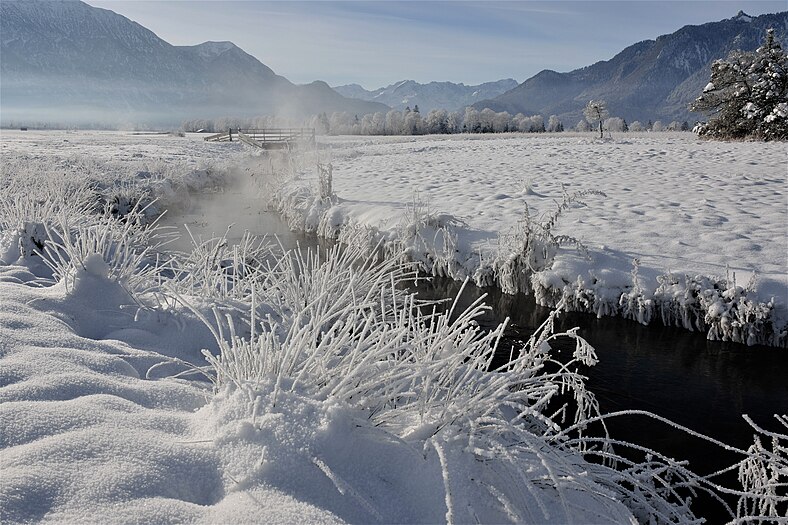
[403,109,422,135]
[547,115,564,132]
[575,119,591,132]
[492,111,512,132]
[386,110,403,135]
[425,109,449,134]
[360,112,386,135]
[464,107,481,133]
[584,100,609,138]
[652,120,665,132]
[447,111,463,134]
[691,28,787,140]
[629,120,644,132]
[479,108,497,133]
[316,112,330,134]
[603,117,626,132]
[512,113,543,133]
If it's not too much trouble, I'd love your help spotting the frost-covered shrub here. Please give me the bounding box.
[316,162,334,200]
[493,186,604,295]
[394,195,466,279]
[736,415,788,521]
[0,174,99,266]
[168,227,277,304]
[653,271,783,347]
[618,258,654,325]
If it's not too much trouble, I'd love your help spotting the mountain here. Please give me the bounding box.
[473,11,788,125]
[333,79,519,113]
[0,0,388,127]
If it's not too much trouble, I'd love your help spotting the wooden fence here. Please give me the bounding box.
[204,128,315,149]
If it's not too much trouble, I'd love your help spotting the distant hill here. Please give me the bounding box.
[333,79,519,113]
[0,0,388,127]
[473,11,788,125]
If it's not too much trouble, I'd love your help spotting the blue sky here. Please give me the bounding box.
[87,1,786,88]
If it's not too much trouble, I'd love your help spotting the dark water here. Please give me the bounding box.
[412,276,788,520]
[166,193,787,519]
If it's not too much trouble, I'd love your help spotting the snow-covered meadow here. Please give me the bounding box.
[276,132,788,346]
[1,129,786,523]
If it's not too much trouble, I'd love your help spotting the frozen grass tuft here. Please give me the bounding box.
[494,185,605,296]
[197,229,754,522]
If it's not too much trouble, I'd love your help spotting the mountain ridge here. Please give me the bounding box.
[332,79,519,113]
[472,10,788,124]
[0,0,388,127]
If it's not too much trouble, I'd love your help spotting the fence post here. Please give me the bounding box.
[229,128,233,142]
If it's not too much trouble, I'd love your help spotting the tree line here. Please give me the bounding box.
[182,107,692,136]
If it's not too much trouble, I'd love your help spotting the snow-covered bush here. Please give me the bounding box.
[493,186,604,295]
[394,195,466,279]
[0,171,98,266]
[168,227,277,304]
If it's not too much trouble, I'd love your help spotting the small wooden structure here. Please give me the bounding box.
[204,128,315,149]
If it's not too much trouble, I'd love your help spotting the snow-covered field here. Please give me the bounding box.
[276,132,787,346]
[1,129,786,523]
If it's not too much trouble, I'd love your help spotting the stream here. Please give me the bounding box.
[163,188,788,520]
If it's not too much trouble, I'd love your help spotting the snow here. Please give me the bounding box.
[734,10,754,23]
[1,129,786,523]
[274,132,787,345]
[0,268,635,523]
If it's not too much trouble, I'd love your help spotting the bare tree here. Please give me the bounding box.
[583,100,609,138]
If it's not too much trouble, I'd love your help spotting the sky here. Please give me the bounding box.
[86,1,787,88]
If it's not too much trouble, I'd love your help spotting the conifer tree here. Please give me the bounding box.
[692,28,787,140]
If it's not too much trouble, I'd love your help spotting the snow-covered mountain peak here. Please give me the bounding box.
[733,10,753,22]
[333,78,519,112]
[191,41,238,59]
[0,0,389,125]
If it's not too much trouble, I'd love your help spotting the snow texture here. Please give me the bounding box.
[2,129,786,523]
[271,132,787,346]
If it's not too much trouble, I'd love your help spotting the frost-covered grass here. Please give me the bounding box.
[268,132,787,346]
[1,130,786,523]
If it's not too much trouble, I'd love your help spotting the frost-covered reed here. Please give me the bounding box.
[197,232,753,522]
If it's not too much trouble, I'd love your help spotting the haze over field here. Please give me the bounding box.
[1,0,786,127]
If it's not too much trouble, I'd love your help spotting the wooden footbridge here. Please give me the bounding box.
[204,128,315,149]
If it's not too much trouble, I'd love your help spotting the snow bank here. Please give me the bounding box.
[270,133,787,347]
